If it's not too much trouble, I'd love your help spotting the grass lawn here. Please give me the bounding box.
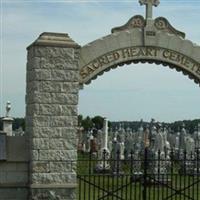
[77,153,200,200]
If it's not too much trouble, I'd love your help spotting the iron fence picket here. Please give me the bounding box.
[77,149,200,200]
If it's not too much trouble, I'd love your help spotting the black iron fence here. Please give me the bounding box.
[77,148,200,200]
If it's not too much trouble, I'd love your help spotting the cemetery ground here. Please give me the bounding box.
[76,152,199,200]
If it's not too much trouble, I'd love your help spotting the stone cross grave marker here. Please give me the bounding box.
[139,0,160,19]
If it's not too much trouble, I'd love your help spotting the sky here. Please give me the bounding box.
[1,0,200,122]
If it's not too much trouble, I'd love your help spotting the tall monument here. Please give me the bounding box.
[2,101,13,136]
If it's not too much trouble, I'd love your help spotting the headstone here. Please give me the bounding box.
[3,101,13,136]
[124,133,132,159]
[90,136,98,154]
[13,126,24,136]
[194,123,200,150]
[95,118,111,172]
[0,132,6,160]
[185,136,195,154]
[162,126,171,156]
[144,126,150,148]
[148,123,171,184]
[111,138,123,175]
[179,123,187,152]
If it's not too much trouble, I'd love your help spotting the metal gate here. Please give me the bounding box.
[77,148,200,200]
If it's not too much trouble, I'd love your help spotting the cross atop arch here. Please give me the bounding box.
[139,0,160,19]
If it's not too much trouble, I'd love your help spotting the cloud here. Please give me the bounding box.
[1,1,200,120]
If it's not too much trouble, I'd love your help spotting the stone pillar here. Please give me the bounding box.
[2,117,13,136]
[102,118,109,150]
[26,32,80,200]
[95,118,110,172]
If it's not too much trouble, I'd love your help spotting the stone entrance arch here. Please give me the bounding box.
[26,1,200,199]
[79,17,200,86]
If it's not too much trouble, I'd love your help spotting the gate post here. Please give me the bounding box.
[26,32,80,199]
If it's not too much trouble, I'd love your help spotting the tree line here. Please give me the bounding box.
[79,116,200,134]
[0,116,200,133]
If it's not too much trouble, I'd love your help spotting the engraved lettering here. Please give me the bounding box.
[182,58,191,68]
[146,48,153,56]
[146,31,156,36]
[92,62,100,69]
[80,69,88,79]
[130,48,138,57]
[86,66,95,74]
[113,52,120,61]
[122,48,131,58]
[80,47,200,80]
[97,56,109,66]
[137,48,146,56]
[163,50,170,59]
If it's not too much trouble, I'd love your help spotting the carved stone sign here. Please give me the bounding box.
[0,133,6,160]
[80,47,200,83]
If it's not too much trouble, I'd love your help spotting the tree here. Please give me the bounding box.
[92,116,104,129]
[81,116,93,131]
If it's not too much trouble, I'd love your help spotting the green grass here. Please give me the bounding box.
[77,153,200,200]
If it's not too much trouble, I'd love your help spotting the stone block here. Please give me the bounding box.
[179,40,194,58]
[156,32,170,48]
[38,150,77,161]
[103,34,121,53]
[27,126,76,138]
[38,150,49,161]
[27,81,79,94]
[129,29,143,47]
[26,81,40,93]
[39,81,63,93]
[51,93,78,105]
[49,138,77,150]
[40,57,78,70]
[49,161,76,173]
[26,126,49,138]
[27,104,78,116]
[60,127,77,138]
[51,70,79,81]
[32,161,50,173]
[32,138,49,150]
[27,56,41,70]
[26,116,78,127]
[62,82,79,93]
[27,69,51,81]
[33,47,75,59]
[117,31,132,49]
[32,172,76,184]
[31,188,76,200]
[167,36,182,52]
[31,150,39,161]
